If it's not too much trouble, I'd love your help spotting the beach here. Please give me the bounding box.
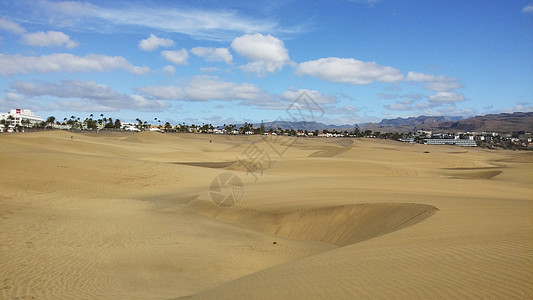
[1,131,532,299]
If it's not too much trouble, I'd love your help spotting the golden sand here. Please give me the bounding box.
[1,131,531,299]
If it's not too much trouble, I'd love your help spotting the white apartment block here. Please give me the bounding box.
[0,109,44,129]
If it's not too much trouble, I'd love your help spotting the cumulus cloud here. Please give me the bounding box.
[139,34,174,51]
[11,80,168,112]
[191,47,232,64]
[0,18,26,34]
[379,93,423,101]
[383,99,419,111]
[21,30,78,48]
[295,57,404,85]
[281,89,336,104]
[12,80,118,99]
[138,76,264,101]
[161,49,188,65]
[0,53,150,76]
[162,65,175,75]
[497,102,533,113]
[428,92,466,103]
[406,71,461,92]
[378,93,399,100]
[200,67,219,72]
[231,33,290,74]
[5,92,23,102]
[0,92,26,111]
[137,76,343,113]
[522,4,533,13]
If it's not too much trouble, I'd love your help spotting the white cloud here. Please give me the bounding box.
[231,33,290,74]
[39,0,296,41]
[428,92,466,103]
[406,71,461,92]
[497,102,533,113]
[295,57,404,85]
[5,92,23,102]
[383,103,410,111]
[378,93,399,100]
[138,76,264,102]
[384,93,470,112]
[138,86,185,100]
[161,49,189,65]
[0,53,150,76]
[42,1,99,17]
[232,34,289,63]
[12,80,118,100]
[11,80,168,112]
[191,47,232,64]
[379,93,422,101]
[184,77,264,101]
[162,65,175,75]
[425,80,461,92]
[426,106,476,117]
[522,4,533,13]
[138,77,339,113]
[200,67,219,72]
[343,105,358,111]
[139,34,174,51]
[0,92,26,111]
[281,89,336,104]
[405,71,437,82]
[0,18,26,34]
[383,99,420,111]
[21,31,78,48]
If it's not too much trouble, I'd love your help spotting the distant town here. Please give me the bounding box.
[1,108,532,150]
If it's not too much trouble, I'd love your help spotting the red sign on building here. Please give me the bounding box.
[16,109,21,114]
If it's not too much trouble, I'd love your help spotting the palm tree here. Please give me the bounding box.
[7,115,14,127]
[22,119,30,130]
[0,119,7,131]
[46,116,56,128]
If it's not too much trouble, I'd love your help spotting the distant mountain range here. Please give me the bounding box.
[376,115,464,128]
[258,120,351,131]
[250,112,533,133]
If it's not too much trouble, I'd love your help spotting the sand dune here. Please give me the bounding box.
[1,131,531,299]
[188,201,437,247]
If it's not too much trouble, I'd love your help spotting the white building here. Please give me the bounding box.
[424,139,477,147]
[0,109,44,131]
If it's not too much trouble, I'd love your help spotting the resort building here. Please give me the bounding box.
[0,109,44,130]
[424,139,477,147]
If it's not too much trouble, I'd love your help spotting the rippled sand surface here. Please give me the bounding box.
[1,131,531,299]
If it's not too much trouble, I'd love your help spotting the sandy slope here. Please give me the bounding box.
[0,131,531,299]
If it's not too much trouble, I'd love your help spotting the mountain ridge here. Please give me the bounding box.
[246,112,533,133]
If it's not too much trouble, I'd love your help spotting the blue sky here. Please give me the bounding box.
[1,0,532,125]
